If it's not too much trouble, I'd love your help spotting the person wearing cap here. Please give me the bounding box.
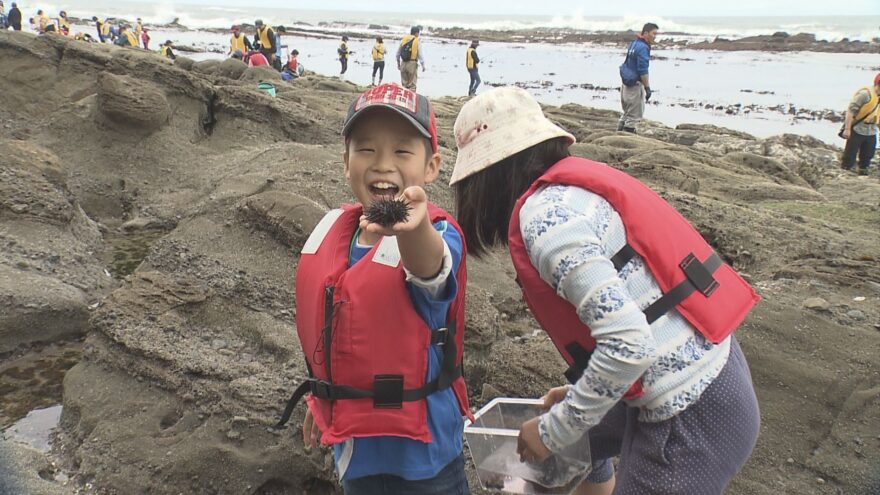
[618,22,658,134]
[254,20,276,66]
[465,39,480,97]
[397,26,426,91]
[245,50,269,68]
[289,83,472,494]
[840,73,880,175]
[115,25,139,47]
[450,87,760,495]
[160,40,176,60]
[229,25,253,57]
[337,35,351,75]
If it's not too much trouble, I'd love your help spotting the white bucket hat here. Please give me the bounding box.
[449,86,576,185]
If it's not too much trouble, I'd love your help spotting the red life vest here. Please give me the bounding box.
[508,157,760,398]
[291,203,471,444]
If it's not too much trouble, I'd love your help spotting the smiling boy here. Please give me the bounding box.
[283,84,472,494]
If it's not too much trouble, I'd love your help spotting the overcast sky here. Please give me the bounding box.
[185,0,879,16]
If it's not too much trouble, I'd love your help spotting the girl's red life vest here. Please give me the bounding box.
[508,157,760,398]
[294,203,471,444]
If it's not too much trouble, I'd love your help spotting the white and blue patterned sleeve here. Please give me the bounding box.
[520,185,658,452]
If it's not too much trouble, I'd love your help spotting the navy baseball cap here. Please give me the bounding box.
[342,84,438,153]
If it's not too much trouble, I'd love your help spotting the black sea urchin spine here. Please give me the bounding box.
[365,197,412,227]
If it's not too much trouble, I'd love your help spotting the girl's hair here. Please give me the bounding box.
[453,137,571,257]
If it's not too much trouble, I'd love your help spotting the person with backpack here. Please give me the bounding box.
[338,35,350,75]
[840,73,880,175]
[618,22,658,134]
[397,26,426,91]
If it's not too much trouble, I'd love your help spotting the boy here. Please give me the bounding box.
[279,84,472,493]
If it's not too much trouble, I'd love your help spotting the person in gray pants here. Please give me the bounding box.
[618,23,658,133]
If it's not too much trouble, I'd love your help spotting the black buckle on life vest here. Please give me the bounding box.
[373,374,404,409]
[679,253,719,297]
[309,379,334,400]
[563,342,594,384]
[431,328,449,346]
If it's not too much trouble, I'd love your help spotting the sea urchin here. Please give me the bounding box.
[365,197,412,227]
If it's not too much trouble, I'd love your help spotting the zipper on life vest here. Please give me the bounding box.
[323,285,335,384]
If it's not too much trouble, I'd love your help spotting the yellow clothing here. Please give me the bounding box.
[100,20,111,37]
[466,47,477,69]
[257,26,273,51]
[853,87,880,125]
[400,34,419,61]
[38,13,50,31]
[123,31,138,47]
[372,42,385,61]
[339,42,349,60]
[160,45,170,57]
[135,22,143,37]
[59,17,70,34]
[230,34,248,54]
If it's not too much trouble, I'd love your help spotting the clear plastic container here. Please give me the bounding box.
[464,398,591,494]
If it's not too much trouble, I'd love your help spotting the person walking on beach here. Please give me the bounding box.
[279,83,473,494]
[338,35,350,75]
[7,2,20,31]
[141,28,150,50]
[466,39,481,96]
[371,36,385,86]
[450,86,760,495]
[397,26,425,91]
[840,73,880,176]
[618,22,658,134]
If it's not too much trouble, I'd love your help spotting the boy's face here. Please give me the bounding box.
[344,109,440,208]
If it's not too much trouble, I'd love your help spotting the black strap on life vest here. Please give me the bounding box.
[563,247,723,383]
[275,321,461,429]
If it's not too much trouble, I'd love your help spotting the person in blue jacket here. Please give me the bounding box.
[618,22,658,134]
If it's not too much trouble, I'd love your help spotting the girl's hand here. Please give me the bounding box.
[517,417,553,463]
[359,186,429,237]
[302,407,321,449]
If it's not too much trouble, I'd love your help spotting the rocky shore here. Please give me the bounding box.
[1,30,878,495]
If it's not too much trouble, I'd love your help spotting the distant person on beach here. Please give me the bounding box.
[397,26,426,91]
[618,22,658,134]
[254,20,276,66]
[466,39,480,96]
[280,83,472,495]
[114,25,138,47]
[141,28,150,50]
[273,26,286,71]
[160,40,176,60]
[135,18,143,45]
[36,9,49,32]
[92,17,105,42]
[7,2,20,31]
[58,10,70,35]
[840,73,880,176]
[338,35,350,75]
[281,49,304,80]
[451,86,760,495]
[0,2,7,29]
[371,36,385,86]
[228,25,252,57]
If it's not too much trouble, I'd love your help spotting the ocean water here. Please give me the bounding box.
[12,1,880,145]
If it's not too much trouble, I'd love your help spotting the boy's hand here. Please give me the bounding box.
[302,407,321,449]
[360,186,429,236]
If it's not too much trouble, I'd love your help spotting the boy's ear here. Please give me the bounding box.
[343,149,351,180]
[423,152,442,185]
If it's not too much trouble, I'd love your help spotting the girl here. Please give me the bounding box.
[449,86,760,495]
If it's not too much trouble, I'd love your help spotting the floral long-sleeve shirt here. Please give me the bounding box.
[520,184,731,453]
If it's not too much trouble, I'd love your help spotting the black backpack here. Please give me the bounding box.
[400,37,415,61]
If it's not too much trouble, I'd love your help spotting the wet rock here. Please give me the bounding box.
[215,58,248,80]
[239,66,282,83]
[97,72,171,133]
[237,192,326,252]
[193,59,222,75]
[173,56,195,71]
[846,309,866,320]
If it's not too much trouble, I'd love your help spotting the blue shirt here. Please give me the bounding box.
[624,38,651,77]
[332,220,465,481]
